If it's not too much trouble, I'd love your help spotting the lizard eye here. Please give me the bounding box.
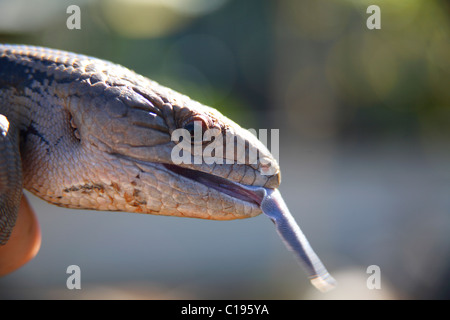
[182,116,209,144]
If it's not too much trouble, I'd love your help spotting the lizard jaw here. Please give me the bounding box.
[163,164,265,207]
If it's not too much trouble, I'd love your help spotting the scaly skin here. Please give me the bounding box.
[0,44,280,244]
[0,45,337,292]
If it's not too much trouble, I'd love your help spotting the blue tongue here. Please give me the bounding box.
[245,186,336,292]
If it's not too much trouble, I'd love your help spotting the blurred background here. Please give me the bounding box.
[0,0,449,299]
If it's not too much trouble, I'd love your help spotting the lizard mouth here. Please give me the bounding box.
[116,154,267,208]
[163,164,265,206]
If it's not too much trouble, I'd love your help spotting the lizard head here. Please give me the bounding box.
[57,60,280,220]
[13,47,333,292]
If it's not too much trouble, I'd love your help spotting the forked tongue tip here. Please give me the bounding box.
[310,273,337,292]
[251,187,336,292]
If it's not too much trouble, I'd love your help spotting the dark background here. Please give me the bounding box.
[0,0,449,299]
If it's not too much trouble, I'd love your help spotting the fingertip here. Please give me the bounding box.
[0,195,41,276]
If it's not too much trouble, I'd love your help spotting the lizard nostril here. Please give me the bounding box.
[263,170,281,188]
[69,115,81,141]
